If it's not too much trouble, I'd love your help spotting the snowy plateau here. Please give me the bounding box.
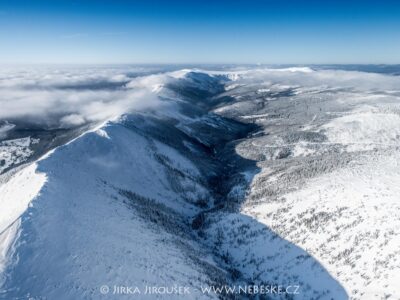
[0,66,400,299]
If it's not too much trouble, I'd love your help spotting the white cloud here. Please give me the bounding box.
[60,114,86,127]
[224,67,400,91]
[0,122,16,139]
[1,66,399,130]
[0,66,169,128]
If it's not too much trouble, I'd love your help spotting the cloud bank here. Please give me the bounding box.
[1,65,400,132]
[0,66,173,129]
[221,67,400,91]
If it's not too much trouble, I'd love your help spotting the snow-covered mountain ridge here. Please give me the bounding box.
[1,66,400,299]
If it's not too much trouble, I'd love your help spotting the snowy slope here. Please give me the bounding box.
[0,70,232,299]
[205,68,400,299]
[0,121,222,299]
[1,66,400,299]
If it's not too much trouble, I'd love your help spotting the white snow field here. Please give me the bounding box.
[0,66,400,299]
[0,122,221,299]
[209,68,400,299]
[0,137,40,173]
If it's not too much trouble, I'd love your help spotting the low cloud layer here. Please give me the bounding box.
[0,66,174,129]
[223,67,400,91]
[1,65,400,133]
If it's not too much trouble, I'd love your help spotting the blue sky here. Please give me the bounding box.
[0,0,399,64]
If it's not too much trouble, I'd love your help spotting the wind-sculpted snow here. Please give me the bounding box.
[0,66,399,299]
